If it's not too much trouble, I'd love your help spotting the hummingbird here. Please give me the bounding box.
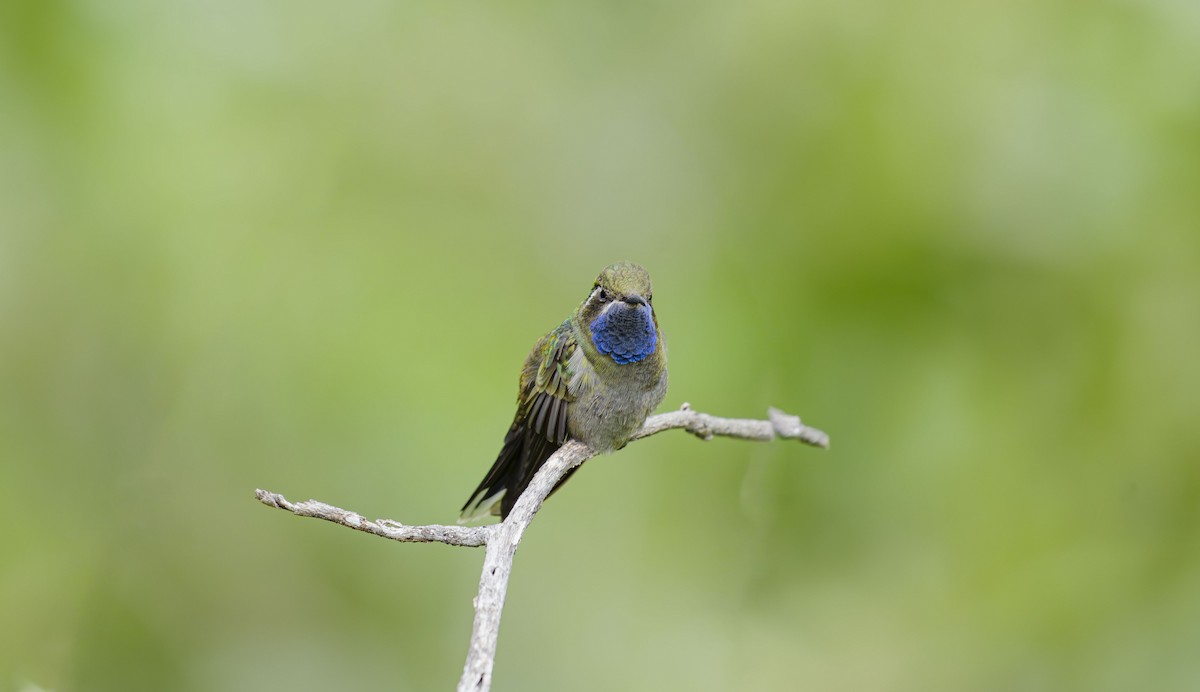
[460,262,669,522]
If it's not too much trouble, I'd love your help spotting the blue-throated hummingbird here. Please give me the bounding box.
[460,262,668,521]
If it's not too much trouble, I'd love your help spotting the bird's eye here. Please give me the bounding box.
[596,288,610,303]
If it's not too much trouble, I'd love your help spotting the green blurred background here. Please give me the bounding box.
[2,0,1198,690]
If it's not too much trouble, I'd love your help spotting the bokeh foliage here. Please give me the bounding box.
[2,0,1198,690]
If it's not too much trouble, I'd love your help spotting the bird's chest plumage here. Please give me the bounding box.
[566,339,668,453]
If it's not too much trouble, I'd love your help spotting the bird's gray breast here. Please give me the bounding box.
[566,346,668,453]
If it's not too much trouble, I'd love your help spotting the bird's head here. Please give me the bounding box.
[577,262,659,365]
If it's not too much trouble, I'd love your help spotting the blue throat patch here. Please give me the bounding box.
[590,304,657,365]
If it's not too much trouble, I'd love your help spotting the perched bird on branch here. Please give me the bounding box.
[460,262,669,521]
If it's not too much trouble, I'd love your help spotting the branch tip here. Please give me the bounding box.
[768,407,830,448]
[255,489,288,509]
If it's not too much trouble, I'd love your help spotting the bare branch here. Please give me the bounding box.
[255,405,829,692]
[457,440,592,692]
[633,401,831,448]
[255,489,492,547]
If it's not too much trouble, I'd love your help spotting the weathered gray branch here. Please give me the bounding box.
[255,403,828,692]
[254,490,493,547]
